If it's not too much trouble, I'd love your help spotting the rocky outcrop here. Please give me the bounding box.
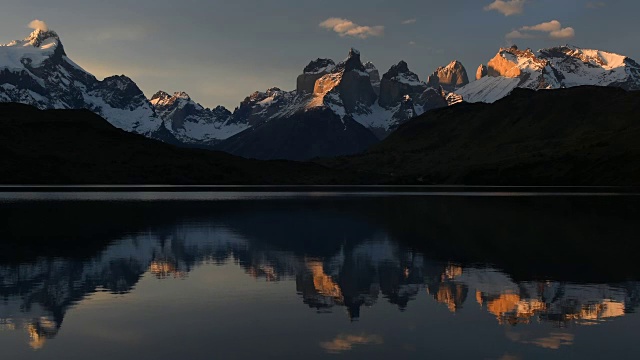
[426,61,469,91]
[378,61,426,108]
[476,64,488,80]
[296,58,335,94]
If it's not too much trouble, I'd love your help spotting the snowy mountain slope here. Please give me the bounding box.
[456,76,520,103]
[150,90,247,144]
[0,28,159,134]
[457,45,640,103]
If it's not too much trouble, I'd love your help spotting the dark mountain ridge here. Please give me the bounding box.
[321,86,640,185]
[0,103,376,185]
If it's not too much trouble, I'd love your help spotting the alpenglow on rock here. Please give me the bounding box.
[426,60,470,91]
[476,64,488,80]
[296,58,335,94]
[313,48,378,113]
[0,27,159,134]
[455,45,640,104]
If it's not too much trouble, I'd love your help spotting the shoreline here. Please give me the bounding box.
[1,185,640,194]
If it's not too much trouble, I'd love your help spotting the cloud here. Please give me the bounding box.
[484,0,526,16]
[506,20,575,40]
[505,30,534,39]
[550,27,575,39]
[319,18,384,39]
[408,41,416,46]
[402,19,417,25]
[522,20,562,32]
[586,1,607,8]
[28,19,49,32]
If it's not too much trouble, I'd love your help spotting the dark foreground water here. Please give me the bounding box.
[1,192,640,359]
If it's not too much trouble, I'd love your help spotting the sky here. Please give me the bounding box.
[0,0,638,109]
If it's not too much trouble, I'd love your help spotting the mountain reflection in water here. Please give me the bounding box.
[0,194,639,357]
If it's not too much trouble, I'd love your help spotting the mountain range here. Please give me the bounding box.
[1,26,640,161]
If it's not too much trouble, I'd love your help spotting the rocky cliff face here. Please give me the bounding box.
[378,61,426,108]
[426,60,470,91]
[364,61,381,95]
[485,46,559,89]
[313,48,377,113]
[296,58,335,94]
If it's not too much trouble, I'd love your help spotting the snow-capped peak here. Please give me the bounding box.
[150,91,172,106]
[2,28,60,49]
[150,90,200,111]
[384,60,422,86]
[23,28,60,48]
[303,58,335,75]
[0,26,65,72]
[456,44,640,104]
[539,45,630,70]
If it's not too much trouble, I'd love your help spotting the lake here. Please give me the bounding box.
[1,191,639,359]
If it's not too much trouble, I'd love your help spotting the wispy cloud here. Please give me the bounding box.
[402,19,417,25]
[28,19,49,32]
[586,1,607,9]
[506,20,575,40]
[484,0,526,16]
[521,20,564,32]
[319,18,384,39]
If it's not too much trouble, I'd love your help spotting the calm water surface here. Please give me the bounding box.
[1,192,639,359]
